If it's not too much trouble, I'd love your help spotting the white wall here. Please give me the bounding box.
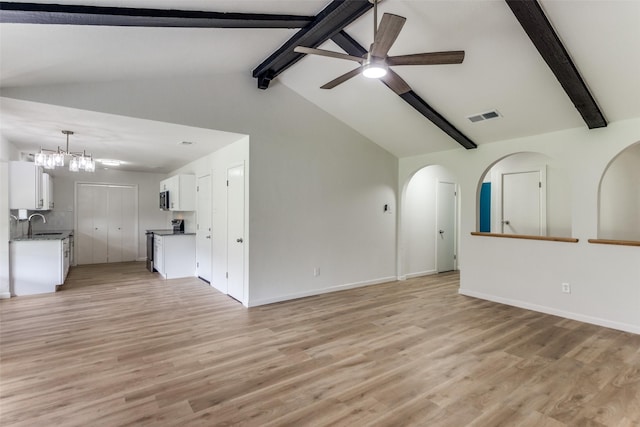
[2,73,398,306]
[169,137,250,302]
[402,165,456,278]
[599,143,640,240]
[35,168,169,260]
[399,118,640,334]
[0,136,20,298]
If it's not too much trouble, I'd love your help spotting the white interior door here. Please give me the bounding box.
[77,183,137,265]
[117,186,137,262]
[502,171,544,235]
[196,174,212,283]
[436,182,456,273]
[76,184,94,265]
[107,186,123,263]
[227,165,245,303]
[77,184,108,265]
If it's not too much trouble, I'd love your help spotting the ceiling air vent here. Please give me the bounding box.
[467,110,502,123]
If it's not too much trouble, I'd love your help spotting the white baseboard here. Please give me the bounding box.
[0,292,11,299]
[459,288,640,335]
[405,270,437,279]
[136,257,147,262]
[248,276,398,307]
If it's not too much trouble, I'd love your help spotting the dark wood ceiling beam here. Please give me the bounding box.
[252,0,372,89]
[0,2,313,28]
[505,0,606,129]
[332,31,477,150]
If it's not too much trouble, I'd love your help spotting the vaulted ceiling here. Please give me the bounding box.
[1,0,639,172]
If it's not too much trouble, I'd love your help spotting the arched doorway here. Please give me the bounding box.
[401,165,458,277]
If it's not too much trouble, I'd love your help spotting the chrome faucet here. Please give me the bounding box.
[27,213,47,238]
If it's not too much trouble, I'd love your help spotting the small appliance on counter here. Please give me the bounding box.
[171,219,185,233]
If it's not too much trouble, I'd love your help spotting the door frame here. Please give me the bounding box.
[74,182,139,264]
[435,180,457,273]
[196,173,212,283]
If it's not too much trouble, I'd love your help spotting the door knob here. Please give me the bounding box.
[439,230,445,234]
[502,220,510,225]
[236,238,243,243]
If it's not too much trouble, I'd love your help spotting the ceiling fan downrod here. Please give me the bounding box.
[372,0,379,40]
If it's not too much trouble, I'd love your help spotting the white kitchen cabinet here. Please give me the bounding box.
[160,174,195,211]
[39,172,54,210]
[10,237,70,296]
[153,234,195,279]
[9,161,43,210]
[153,234,164,275]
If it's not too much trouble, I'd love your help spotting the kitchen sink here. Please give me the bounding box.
[34,232,63,236]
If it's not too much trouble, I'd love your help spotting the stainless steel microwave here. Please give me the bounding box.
[159,191,169,210]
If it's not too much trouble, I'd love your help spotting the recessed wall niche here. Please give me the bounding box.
[477,152,572,237]
[598,142,640,241]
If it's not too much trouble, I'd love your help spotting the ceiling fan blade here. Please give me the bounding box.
[380,70,412,95]
[320,67,363,90]
[370,13,406,58]
[294,46,364,63]
[387,51,465,66]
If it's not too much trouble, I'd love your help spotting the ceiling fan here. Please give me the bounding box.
[294,0,464,95]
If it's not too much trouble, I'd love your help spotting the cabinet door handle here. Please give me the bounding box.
[236,238,243,243]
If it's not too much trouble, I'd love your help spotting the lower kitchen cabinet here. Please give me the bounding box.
[10,237,70,296]
[153,234,196,279]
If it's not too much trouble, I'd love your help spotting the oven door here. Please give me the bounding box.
[146,231,154,272]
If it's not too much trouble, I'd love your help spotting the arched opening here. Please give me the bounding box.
[476,152,572,237]
[598,142,640,241]
[401,164,458,278]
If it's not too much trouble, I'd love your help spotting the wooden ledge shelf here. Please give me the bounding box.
[471,232,579,243]
[588,239,640,247]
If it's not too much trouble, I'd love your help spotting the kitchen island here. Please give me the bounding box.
[147,230,196,279]
[10,230,73,296]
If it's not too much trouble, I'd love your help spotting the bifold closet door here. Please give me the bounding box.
[107,186,137,263]
[77,184,137,265]
[77,184,109,265]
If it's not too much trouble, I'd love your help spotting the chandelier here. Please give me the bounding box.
[34,130,95,172]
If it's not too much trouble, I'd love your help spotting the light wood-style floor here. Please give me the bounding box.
[1,263,639,426]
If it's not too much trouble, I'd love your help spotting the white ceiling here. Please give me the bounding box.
[0,97,247,172]
[1,0,639,171]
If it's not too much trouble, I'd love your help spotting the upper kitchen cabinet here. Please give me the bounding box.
[160,174,195,211]
[9,161,44,210]
[40,173,54,210]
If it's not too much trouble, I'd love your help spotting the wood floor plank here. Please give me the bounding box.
[1,262,639,426]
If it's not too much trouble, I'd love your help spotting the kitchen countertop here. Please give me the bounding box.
[11,230,74,242]
[146,229,195,236]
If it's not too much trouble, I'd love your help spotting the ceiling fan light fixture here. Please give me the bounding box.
[362,63,388,79]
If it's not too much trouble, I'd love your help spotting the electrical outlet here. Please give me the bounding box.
[562,283,571,294]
